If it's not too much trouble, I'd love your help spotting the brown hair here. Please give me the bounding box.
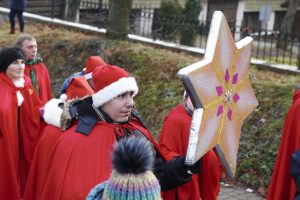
[16,34,36,47]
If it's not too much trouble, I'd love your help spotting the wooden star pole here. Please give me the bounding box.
[178,11,258,178]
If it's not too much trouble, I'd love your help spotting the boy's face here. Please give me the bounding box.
[101,91,134,123]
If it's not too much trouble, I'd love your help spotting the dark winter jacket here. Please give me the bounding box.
[9,0,26,11]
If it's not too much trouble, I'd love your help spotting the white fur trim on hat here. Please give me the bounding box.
[84,72,92,80]
[92,77,138,108]
[43,98,64,127]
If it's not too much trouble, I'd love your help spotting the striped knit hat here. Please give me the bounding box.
[87,137,161,200]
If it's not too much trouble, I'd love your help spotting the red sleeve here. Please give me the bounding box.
[0,76,22,199]
[158,110,188,160]
[158,105,193,160]
[24,125,62,200]
[38,124,116,200]
[159,104,223,200]
[267,90,300,200]
[199,150,223,200]
[19,85,43,195]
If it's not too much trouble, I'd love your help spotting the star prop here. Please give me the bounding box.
[177,11,258,178]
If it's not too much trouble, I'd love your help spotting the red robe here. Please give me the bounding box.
[25,62,52,105]
[34,118,162,200]
[23,125,63,200]
[158,104,223,200]
[0,73,41,199]
[267,89,300,200]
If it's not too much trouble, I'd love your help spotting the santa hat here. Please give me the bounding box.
[86,136,161,200]
[60,76,94,102]
[92,65,138,108]
[83,56,106,80]
[44,77,94,127]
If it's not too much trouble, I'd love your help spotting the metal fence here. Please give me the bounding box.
[1,0,299,68]
[127,6,300,68]
[250,31,300,67]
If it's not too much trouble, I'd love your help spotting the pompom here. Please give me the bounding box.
[60,94,67,102]
[43,98,63,127]
[112,136,154,174]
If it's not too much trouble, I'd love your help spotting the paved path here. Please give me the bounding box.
[218,182,265,200]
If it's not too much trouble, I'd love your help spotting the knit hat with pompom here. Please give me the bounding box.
[87,136,161,200]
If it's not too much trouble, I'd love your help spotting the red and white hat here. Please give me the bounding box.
[60,76,94,102]
[92,65,138,108]
[83,56,106,80]
[64,77,94,101]
[44,77,94,127]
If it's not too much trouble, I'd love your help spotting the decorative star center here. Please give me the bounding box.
[225,89,232,104]
[215,68,240,121]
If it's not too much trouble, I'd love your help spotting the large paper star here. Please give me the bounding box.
[178,11,258,177]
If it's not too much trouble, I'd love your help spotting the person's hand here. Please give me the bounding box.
[184,158,202,174]
[74,96,94,116]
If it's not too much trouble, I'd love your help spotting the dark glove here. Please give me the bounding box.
[153,157,191,191]
[184,158,202,175]
[75,97,94,116]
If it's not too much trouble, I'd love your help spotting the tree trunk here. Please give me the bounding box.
[64,0,81,22]
[277,0,300,48]
[106,0,132,39]
[180,0,201,46]
[280,0,300,33]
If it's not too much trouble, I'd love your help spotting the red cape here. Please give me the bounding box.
[25,62,52,105]
[24,125,63,200]
[267,89,300,200]
[35,118,162,200]
[158,104,223,200]
[0,74,41,199]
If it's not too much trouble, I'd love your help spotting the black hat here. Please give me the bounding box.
[0,47,25,72]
